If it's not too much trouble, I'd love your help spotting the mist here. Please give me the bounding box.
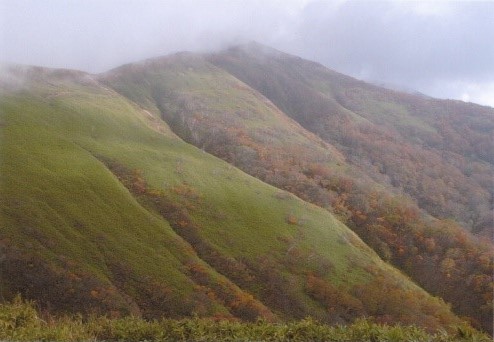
[1,0,493,107]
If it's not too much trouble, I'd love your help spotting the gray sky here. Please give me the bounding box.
[1,0,493,107]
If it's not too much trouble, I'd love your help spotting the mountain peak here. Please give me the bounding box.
[222,41,304,62]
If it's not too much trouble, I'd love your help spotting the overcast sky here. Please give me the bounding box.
[1,0,493,107]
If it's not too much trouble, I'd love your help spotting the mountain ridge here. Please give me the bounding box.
[1,44,492,334]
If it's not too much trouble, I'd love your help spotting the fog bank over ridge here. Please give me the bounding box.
[1,0,493,107]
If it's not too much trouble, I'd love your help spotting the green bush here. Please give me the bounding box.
[0,296,91,341]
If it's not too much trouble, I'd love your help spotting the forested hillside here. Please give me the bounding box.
[209,43,493,237]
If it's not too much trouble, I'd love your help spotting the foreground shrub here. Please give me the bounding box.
[0,298,490,341]
[0,295,91,341]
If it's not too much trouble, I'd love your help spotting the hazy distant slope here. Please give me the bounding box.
[101,46,492,333]
[0,65,463,329]
[209,43,494,237]
[103,53,345,168]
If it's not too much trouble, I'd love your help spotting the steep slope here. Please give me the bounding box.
[102,47,493,333]
[0,65,462,330]
[0,66,260,319]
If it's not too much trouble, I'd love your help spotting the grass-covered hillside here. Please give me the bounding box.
[101,45,493,334]
[0,65,464,331]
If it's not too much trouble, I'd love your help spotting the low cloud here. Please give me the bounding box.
[283,1,494,106]
[1,0,493,107]
[425,81,494,108]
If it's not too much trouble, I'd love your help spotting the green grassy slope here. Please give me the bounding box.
[0,68,238,318]
[0,65,462,329]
